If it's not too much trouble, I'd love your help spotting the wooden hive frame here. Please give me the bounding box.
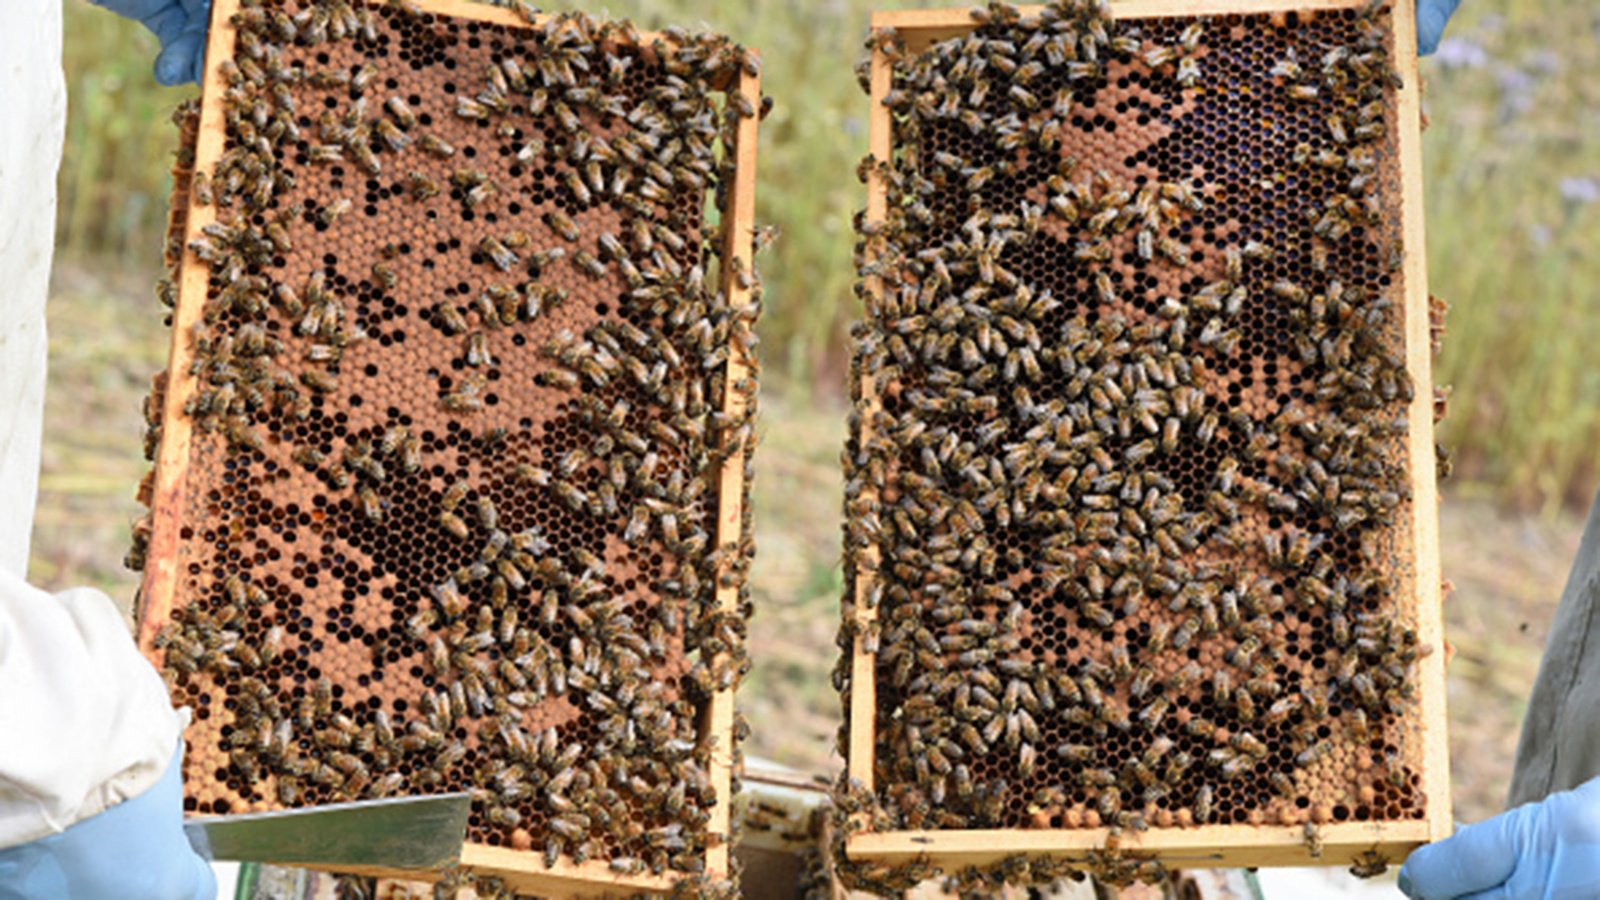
[134,0,761,895]
[844,0,1449,872]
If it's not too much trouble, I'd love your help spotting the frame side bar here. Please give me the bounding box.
[1389,0,1452,846]
[703,66,764,883]
[847,44,898,796]
[137,0,242,657]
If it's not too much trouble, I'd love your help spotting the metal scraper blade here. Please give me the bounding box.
[183,793,470,870]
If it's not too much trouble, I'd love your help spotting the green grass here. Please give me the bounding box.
[32,264,169,599]
[59,2,194,263]
[1421,2,1600,510]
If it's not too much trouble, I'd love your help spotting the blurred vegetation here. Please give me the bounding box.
[1421,3,1600,511]
[58,0,1600,509]
[59,2,193,261]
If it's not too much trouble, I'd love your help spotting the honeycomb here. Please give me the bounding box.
[131,0,763,890]
[837,0,1433,865]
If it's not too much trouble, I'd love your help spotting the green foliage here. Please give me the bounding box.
[59,1,193,262]
[1423,2,1600,509]
[54,0,1600,507]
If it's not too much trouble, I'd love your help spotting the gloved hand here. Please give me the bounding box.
[90,0,211,87]
[1417,0,1462,56]
[0,742,215,900]
[1399,775,1600,899]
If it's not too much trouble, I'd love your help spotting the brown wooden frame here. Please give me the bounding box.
[134,0,761,894]
[846,0,1450,871]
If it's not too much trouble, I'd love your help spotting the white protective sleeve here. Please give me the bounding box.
[0,572,187,849]
[0,0,187,851]
[0,0,61,579]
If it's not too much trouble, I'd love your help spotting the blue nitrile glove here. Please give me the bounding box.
[90,0,211,86]
[1417,0,1462,56]
[1399,775,1600,899]
[0,743,215,900]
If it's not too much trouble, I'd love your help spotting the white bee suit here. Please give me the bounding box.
[0,0,184,851]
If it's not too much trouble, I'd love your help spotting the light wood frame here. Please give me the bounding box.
[134,0,761,894]
[846,0,1449,871]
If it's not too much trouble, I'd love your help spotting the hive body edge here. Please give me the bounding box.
[136,0,241,660]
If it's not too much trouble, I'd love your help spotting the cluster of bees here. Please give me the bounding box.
[836,0,1429,889]
[134,1,765,896]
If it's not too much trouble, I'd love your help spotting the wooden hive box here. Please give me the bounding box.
[131,0,762,895]
[837,0,1448,886]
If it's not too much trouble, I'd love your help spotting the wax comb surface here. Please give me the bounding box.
[837,0,1447,886]
[134,1,762,893]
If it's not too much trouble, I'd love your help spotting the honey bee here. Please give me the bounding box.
[462,330,494,368]
[373,118,409,152]
[573,249,607,279]
[403,170,441,201]
[1263,693,1303,726]
[487,805,523,828]
[454,94,493,121]
[317,197,352,226]
[418,134,455,159]
[441,380,486,413]
[306,143,345,164]
[1353,121,1385,141]
[439,511,470,540]
[1193,784,1214,823]
[313,676,334,716]
[357,485,383,522]
[477,235,519,272]
[544,209,581,242]
[1349,850,1390,879]
[562,170,592,206]
[454,176,493,207]
[189,170,215,207]
[437,480,469,513]
[475,496,498,531]
[436,740,469,770]
[291,370,336,397]
[1296,741,1331,766]
[1321,113,1353,147]
[383,95,417,130]
[1176,56,1201,88]
[1346,707,1371,741]
[1230,731,1268,759]
[536,368,580,389]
